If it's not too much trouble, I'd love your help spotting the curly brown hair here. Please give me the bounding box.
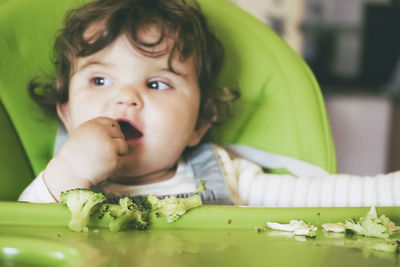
[29,0,239,123]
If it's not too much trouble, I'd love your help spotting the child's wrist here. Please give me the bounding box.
[43,157,92,201]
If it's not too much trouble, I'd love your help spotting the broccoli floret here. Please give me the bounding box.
[344,207,396,239]
[60,188,106,232]
[143,194,202,223]
[108,197,149,232]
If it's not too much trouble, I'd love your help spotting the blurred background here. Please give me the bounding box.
[230,0,400,175]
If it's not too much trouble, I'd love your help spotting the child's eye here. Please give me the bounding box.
[91,77,111,86]
[147,81,171,90]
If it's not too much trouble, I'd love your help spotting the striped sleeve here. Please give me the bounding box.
[215,146,400,207]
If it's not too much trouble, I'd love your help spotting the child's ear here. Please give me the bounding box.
[187,118,211,147]
[56,103,71,131]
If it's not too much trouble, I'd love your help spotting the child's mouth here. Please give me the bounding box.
[117,120,143,141]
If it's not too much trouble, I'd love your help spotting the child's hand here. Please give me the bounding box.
[43,117,128,200]
[58,116,128,182]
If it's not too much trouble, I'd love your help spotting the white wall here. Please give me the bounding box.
[325,94,393,175]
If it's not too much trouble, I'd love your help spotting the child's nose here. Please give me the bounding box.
[115,86,143,109]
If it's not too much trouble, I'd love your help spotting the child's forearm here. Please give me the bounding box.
[230,156,400,207]
[238,171,400,207]
[42,156,92,202]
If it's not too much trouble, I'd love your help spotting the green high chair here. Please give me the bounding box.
[0,0,336,201]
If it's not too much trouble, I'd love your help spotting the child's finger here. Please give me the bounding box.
[108,122,125,139]
[94,117,124,139]
[114,137,128,156]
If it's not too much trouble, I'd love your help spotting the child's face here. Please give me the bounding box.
[57,31,209,184]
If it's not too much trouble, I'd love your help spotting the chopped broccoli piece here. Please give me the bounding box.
[108,197,149,232]
[60,188,106,232]
[266,220,317,237]
[195,180,206,193]
[388,221,400,235]
[254,225,268,233]
[144,194,162,210]
[322,222,346,233]
[344,207,394,239]
[143,194,202,223]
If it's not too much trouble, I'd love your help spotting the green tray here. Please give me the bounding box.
[0,202,399,267]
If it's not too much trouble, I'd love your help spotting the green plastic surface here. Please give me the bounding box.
[0,101,33,200]
[0,203,399,266]
[0,0,336,200]
[0,0,84,197]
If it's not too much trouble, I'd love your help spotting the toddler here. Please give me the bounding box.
[20,0,400,207]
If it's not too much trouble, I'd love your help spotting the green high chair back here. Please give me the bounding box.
[0,0,336,200]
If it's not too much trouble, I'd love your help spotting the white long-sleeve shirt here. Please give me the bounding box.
[19,144,400,206]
